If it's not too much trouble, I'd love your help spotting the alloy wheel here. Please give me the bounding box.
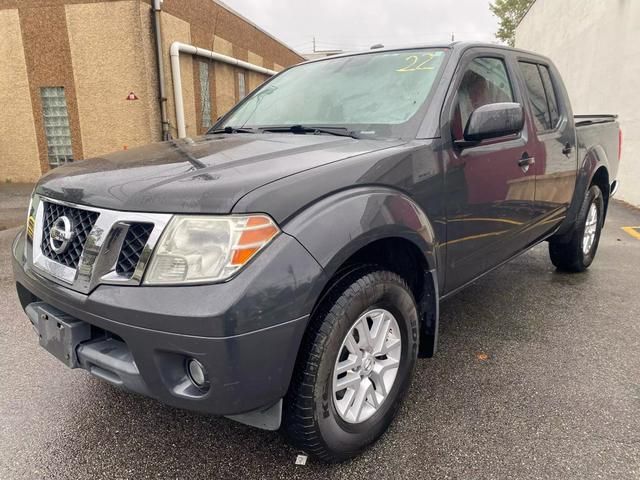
[332,308,402,424]
[582,202,598,255]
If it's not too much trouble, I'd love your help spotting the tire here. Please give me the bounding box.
[549,185,604,272]
[282,268,419,462]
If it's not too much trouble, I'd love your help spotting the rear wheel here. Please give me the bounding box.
[282,268,419,462]
[549,185,604,272]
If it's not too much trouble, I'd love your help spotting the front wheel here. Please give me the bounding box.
[282,269,419,462]
[549,185,604,272]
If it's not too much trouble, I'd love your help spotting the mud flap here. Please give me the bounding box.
[225,399,283,431]
[417,269,439,358]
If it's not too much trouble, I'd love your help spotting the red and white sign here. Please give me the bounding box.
[126,91,139,101]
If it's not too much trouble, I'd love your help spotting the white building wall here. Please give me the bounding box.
[516,0,640,206]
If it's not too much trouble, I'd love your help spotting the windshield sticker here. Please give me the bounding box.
[396,52,440,73]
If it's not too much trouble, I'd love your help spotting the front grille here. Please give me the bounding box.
[116,223,154,277]
[41,202,99,269]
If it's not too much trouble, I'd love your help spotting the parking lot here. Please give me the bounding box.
[1,196,639,479]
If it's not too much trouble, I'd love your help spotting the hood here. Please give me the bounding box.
[36,134,405,213]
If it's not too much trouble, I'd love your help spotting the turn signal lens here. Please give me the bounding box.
[27,215,35,240]
[144,214,279,285]
[231,217,279,266]
[26,195,35,240]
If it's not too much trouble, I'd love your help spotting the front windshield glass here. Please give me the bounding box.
[218,48,448,138]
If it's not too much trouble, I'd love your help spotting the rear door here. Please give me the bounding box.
[516,59,578,241]
[442,49,540,293]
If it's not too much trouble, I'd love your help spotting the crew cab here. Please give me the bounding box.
[12,42,621,461]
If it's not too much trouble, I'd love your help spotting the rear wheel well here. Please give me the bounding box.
[313,237,438,357]
[591,166,610,215]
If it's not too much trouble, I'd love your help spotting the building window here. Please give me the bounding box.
[41,87,73,168]
[237,71,246,100]
[199,62,212,130]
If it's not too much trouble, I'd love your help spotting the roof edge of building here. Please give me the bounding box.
[515,0,538,29]
[212,0,303,61]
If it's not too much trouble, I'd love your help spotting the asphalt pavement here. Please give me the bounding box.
[0,184,33,232]
[1,201,639,479]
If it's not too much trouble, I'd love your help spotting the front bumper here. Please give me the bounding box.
[12,229,326,421]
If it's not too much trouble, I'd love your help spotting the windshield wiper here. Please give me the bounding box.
[169,140,206,170]
[208,126,256,134]
[260,125,360,139]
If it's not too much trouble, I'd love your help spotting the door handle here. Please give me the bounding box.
[518,156,535,167]
[518,153,535,173]
[562,144,574,156]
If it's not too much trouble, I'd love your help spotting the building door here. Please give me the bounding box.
[443,51,539,293]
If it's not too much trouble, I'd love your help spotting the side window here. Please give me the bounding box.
[519,61,551,131]
[452,57,514,140]
[539,65,560,127]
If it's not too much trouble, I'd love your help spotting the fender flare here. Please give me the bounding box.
[555,145,610,238]
[282,186,441,356]
[583,145,610,189]
[282,186,437,275]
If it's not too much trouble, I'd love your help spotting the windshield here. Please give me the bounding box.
[217,48,448,138]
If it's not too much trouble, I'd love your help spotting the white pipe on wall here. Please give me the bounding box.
[169,41,277,138]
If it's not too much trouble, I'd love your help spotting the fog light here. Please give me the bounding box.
[187,359,208,388]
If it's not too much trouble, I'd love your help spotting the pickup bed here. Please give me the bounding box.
[12,42,621,461]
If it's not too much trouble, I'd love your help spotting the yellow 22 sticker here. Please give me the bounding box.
[396,53,437,72]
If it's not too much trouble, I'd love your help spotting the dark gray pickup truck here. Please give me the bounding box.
[12,42,621,461]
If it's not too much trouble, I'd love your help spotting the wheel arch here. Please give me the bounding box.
[283,187,441,357]
[555,145,611,239]
[583,145,611,194]
[589,165,610,219]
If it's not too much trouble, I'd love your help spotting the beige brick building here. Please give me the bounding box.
[0,0,302,183]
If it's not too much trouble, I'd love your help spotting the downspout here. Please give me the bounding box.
[169,41,277,138]
[152,0,170,140]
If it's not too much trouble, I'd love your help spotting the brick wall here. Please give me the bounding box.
[0,0,303,183]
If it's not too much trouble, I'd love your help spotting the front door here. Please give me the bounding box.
[443,51,540,293]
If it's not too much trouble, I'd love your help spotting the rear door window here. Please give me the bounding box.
[539,65,560,128]
[519,61,551,131]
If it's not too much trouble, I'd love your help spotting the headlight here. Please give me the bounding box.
[144,214,279,285]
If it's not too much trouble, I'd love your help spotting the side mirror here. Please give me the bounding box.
[463,102,524,143]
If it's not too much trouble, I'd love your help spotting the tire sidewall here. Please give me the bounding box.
[314,274,418,458]
[579,186,604,267]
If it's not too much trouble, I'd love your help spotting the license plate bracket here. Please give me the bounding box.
[25,302,92,368]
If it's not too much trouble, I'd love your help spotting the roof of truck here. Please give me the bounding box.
[298,41,547,66]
